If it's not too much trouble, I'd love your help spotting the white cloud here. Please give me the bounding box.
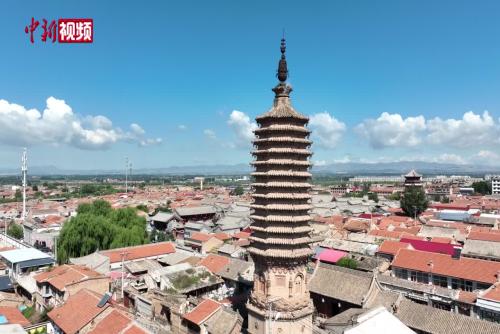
[427,111,496,148]
[356,112,426,149]
[334,156,352,164]
[313,160,327,167]
[309,112,346,148]
[203,129,217,139]
[356,111,500,150]
[227,110,257,147]
[139,138,163,146]
[434,153,466,165]
[178,125,187,130]
[0,97,161,149]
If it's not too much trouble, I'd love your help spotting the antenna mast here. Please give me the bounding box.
[125,157,132,194]
[21,148,27,222]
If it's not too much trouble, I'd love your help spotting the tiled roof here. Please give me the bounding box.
[395,298,500,334]
[122,325,148,334]
[48,289,108,334]
[0,306,30,327]
[377,240,411,256]
[468,231,500,243]
[399,238,457,256]
[88,309,131,334]
[198,254,230,273]
[183,299,221,325]
[100,242,175,263]
[309,263,373,306]
[481,283,500,302]
[34,264,103,291]
[392,249,500,284]
[233,232,250,239]
[213,232,231,241]
[190,232,212,242]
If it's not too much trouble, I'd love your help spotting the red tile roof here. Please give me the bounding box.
[123,325,148,334]
[392,249,500,284]
[233,232,250,239]
[190,232,212,242]
[213,232,231,241]
[183,299,221,325]
[377,240,411,256]
[88,309,131,334]
[100,242,175,263]
[0,306,30,327]
[34,265,104,291]
[468,231,500,243]
[48,289,108,334]
[317,249,347,264]
[198,254,230,273]
[400,238,458,256]
[482,283,500,302]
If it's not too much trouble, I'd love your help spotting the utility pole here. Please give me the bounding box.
[125,157,128,194]
[21,148,27,222]
[125,157,132,194]
[120,251,130,299]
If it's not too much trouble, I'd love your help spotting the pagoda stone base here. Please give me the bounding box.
[247,302,313,334]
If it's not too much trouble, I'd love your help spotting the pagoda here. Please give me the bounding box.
[247,38,314,334]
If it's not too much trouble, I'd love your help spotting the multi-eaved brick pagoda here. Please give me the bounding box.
[247,38,314,334]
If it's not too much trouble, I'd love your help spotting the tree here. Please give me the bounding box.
[388,192,401,201]
[472,181,491,195]
[32,185,39,192]
[234,185,244,196]
[7,223,24,239]
[136,204,148,213]
[56,200,148,264]
[400,186,428,218]
[14,189,22,201]
[368,192,379,203]
[337,257,358,269]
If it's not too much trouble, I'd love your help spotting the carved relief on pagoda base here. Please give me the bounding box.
[247,298,314,320]
[249,291,312,313]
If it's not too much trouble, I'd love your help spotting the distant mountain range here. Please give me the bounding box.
[0,161,499,176]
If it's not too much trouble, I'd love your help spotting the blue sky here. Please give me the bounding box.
[2,1,500,169]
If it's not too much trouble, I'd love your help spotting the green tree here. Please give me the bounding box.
[234,185,244,196]
[472,181,491,195]
[57,200,148,264]
[136,204,148,213]
[400,186,429,218]
[7,223,24,239]
[337,257,358,269]
[32,184,39,192]
[14,189,22,201]
[368,192,379,203]
[388,192,401,201]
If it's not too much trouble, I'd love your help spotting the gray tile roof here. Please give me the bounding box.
[216,258,253,283]
[309,263,373,306]
[395,298,500,334]
[462,239,500,259]
[150,212,174,223]
[175,206,216,217]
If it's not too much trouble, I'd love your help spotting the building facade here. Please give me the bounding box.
[247,38,314,334]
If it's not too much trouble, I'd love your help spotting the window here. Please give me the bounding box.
[451,278,473,292]
[432,274,448,288]
[410,271,429,284]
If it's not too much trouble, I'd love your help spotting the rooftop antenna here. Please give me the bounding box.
[125,157,132,194]
[21,148,27,222]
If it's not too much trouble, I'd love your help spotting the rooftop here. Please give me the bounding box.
[183,299,221,325]
[392,248,500,284]
[48,289,108,334]
[34,264,104,291]
[100,242,175,263]
[0,248,52,264]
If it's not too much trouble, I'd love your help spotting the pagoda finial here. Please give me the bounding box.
[277,35,288,82]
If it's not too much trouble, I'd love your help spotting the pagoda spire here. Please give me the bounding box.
[273,37,293,98]
[277,36,288,82]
